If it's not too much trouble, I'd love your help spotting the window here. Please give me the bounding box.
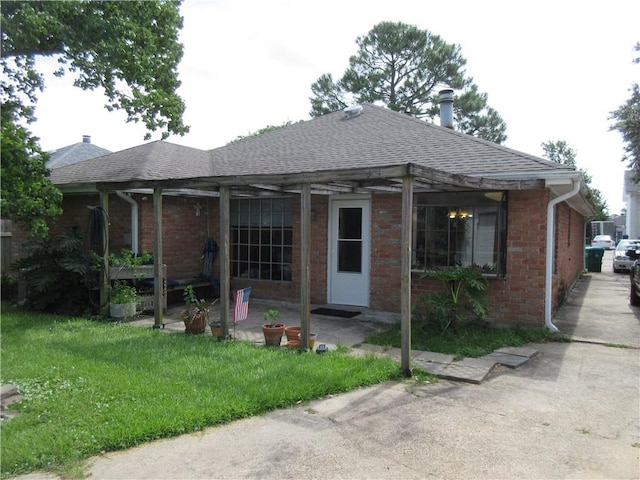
[413,192,507,275]
[230,197,293,281]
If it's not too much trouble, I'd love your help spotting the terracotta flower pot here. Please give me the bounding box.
[261,323,285,346]
[210,323,222,338]
[287,339,301,350]
[182,310,207,334]
[284,326,301,342]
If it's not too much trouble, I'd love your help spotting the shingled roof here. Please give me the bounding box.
[47,136,111,169]
[50,104,591,212]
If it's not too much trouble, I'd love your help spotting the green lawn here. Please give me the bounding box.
[0,305,401,478]
[364,320,555,359]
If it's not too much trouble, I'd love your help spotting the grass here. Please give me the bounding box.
[0,304,401,478]
[364,319,554,358]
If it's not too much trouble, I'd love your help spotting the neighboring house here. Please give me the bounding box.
[48,102,595,333]
[623,170,640,238]
[47,135,111,169]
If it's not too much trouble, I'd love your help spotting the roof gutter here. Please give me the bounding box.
[544,176,581,332]
[115,191,139,256]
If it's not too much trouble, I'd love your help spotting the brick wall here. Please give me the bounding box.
[364,189,586,326]
[370,194,402,311]
[137,195,219,279]
[488,190,549,325]
[553,201,586,304]
[45,193,219,280]
[29,188,586,324]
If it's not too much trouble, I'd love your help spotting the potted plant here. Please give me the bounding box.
[181,284,215,334]
[284,325,301,343]
[207,300,222,338]
[109,281,138,319]
[108,249,154,279]
[261,309,285,346]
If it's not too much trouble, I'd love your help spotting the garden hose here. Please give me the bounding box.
[85,206,109,308]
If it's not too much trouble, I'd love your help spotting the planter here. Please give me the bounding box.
[284,326,301,343]
[299,332,318,350]
[209,323,222,338]
[287,339,301,350]
[182,310,207,334]
[261,323,285,346]
[110,303,136,319]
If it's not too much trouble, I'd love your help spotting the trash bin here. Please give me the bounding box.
[585,247,605,272]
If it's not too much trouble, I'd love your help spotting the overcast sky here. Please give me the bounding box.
[30,0,639,214]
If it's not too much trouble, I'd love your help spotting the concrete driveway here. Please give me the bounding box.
[16,251,640,479]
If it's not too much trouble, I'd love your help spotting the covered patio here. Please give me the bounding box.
[50,104,594,375]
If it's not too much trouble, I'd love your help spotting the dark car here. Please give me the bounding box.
[627,246,640,306]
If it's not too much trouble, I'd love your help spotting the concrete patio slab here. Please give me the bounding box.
[482,352,531,368]
[437,357,498,384]
[494,346,539,358]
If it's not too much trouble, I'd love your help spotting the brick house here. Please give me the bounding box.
[48,103,595,348]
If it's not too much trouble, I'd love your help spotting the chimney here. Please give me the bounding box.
[438,89,454,129]
[82,135,91,144]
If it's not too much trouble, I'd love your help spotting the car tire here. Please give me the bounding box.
[631,281,640,306]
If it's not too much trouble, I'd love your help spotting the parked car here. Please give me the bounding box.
[613,239,640,273]
[591,234,614,250]
[627,246,640,306]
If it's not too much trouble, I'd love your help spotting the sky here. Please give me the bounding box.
[29,0,639,214]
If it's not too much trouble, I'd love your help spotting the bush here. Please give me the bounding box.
[0,273,17,301]
[11,229,96,315]
[417,265,489,334]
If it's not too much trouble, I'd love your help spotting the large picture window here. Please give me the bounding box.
[413,192,507,275]
[231,197,293,281]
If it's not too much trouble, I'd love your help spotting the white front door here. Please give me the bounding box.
[328,197,370,307]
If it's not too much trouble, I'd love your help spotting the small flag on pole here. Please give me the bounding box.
[233,287,252,324]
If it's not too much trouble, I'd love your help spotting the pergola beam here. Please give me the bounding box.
[153,187,164,328]
[219,186,231,336]
[300,183,311,350]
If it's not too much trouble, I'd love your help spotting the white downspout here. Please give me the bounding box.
[545,178,581,332]
[116,191,139,256]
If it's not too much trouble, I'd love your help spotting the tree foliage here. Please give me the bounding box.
[1,0,189,237]
[11,228,91,315]
[229,120,302,144]
[609,42,640,181]
[309,21,507,144]
[1,0,189,139]
[541,140,577,169]
[541,140,608,219]
[1,112,62,237]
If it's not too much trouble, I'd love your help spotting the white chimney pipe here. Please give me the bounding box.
[439,89,454,129]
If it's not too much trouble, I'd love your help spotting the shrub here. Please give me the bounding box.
[417,265,489,334]
[11,228,94,315]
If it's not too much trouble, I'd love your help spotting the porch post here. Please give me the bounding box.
[300,183,311,350]
[219,186,230,336]
[99,190,109,317]
[153,187,164,328]
[400,176,413,376]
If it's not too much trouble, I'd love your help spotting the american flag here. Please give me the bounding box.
[233,287,252,324]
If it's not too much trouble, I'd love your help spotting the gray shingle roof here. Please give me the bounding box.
[50,141,213,185]
[50,104,573,187]
[209,104,568,178]
[47,142,112,169]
